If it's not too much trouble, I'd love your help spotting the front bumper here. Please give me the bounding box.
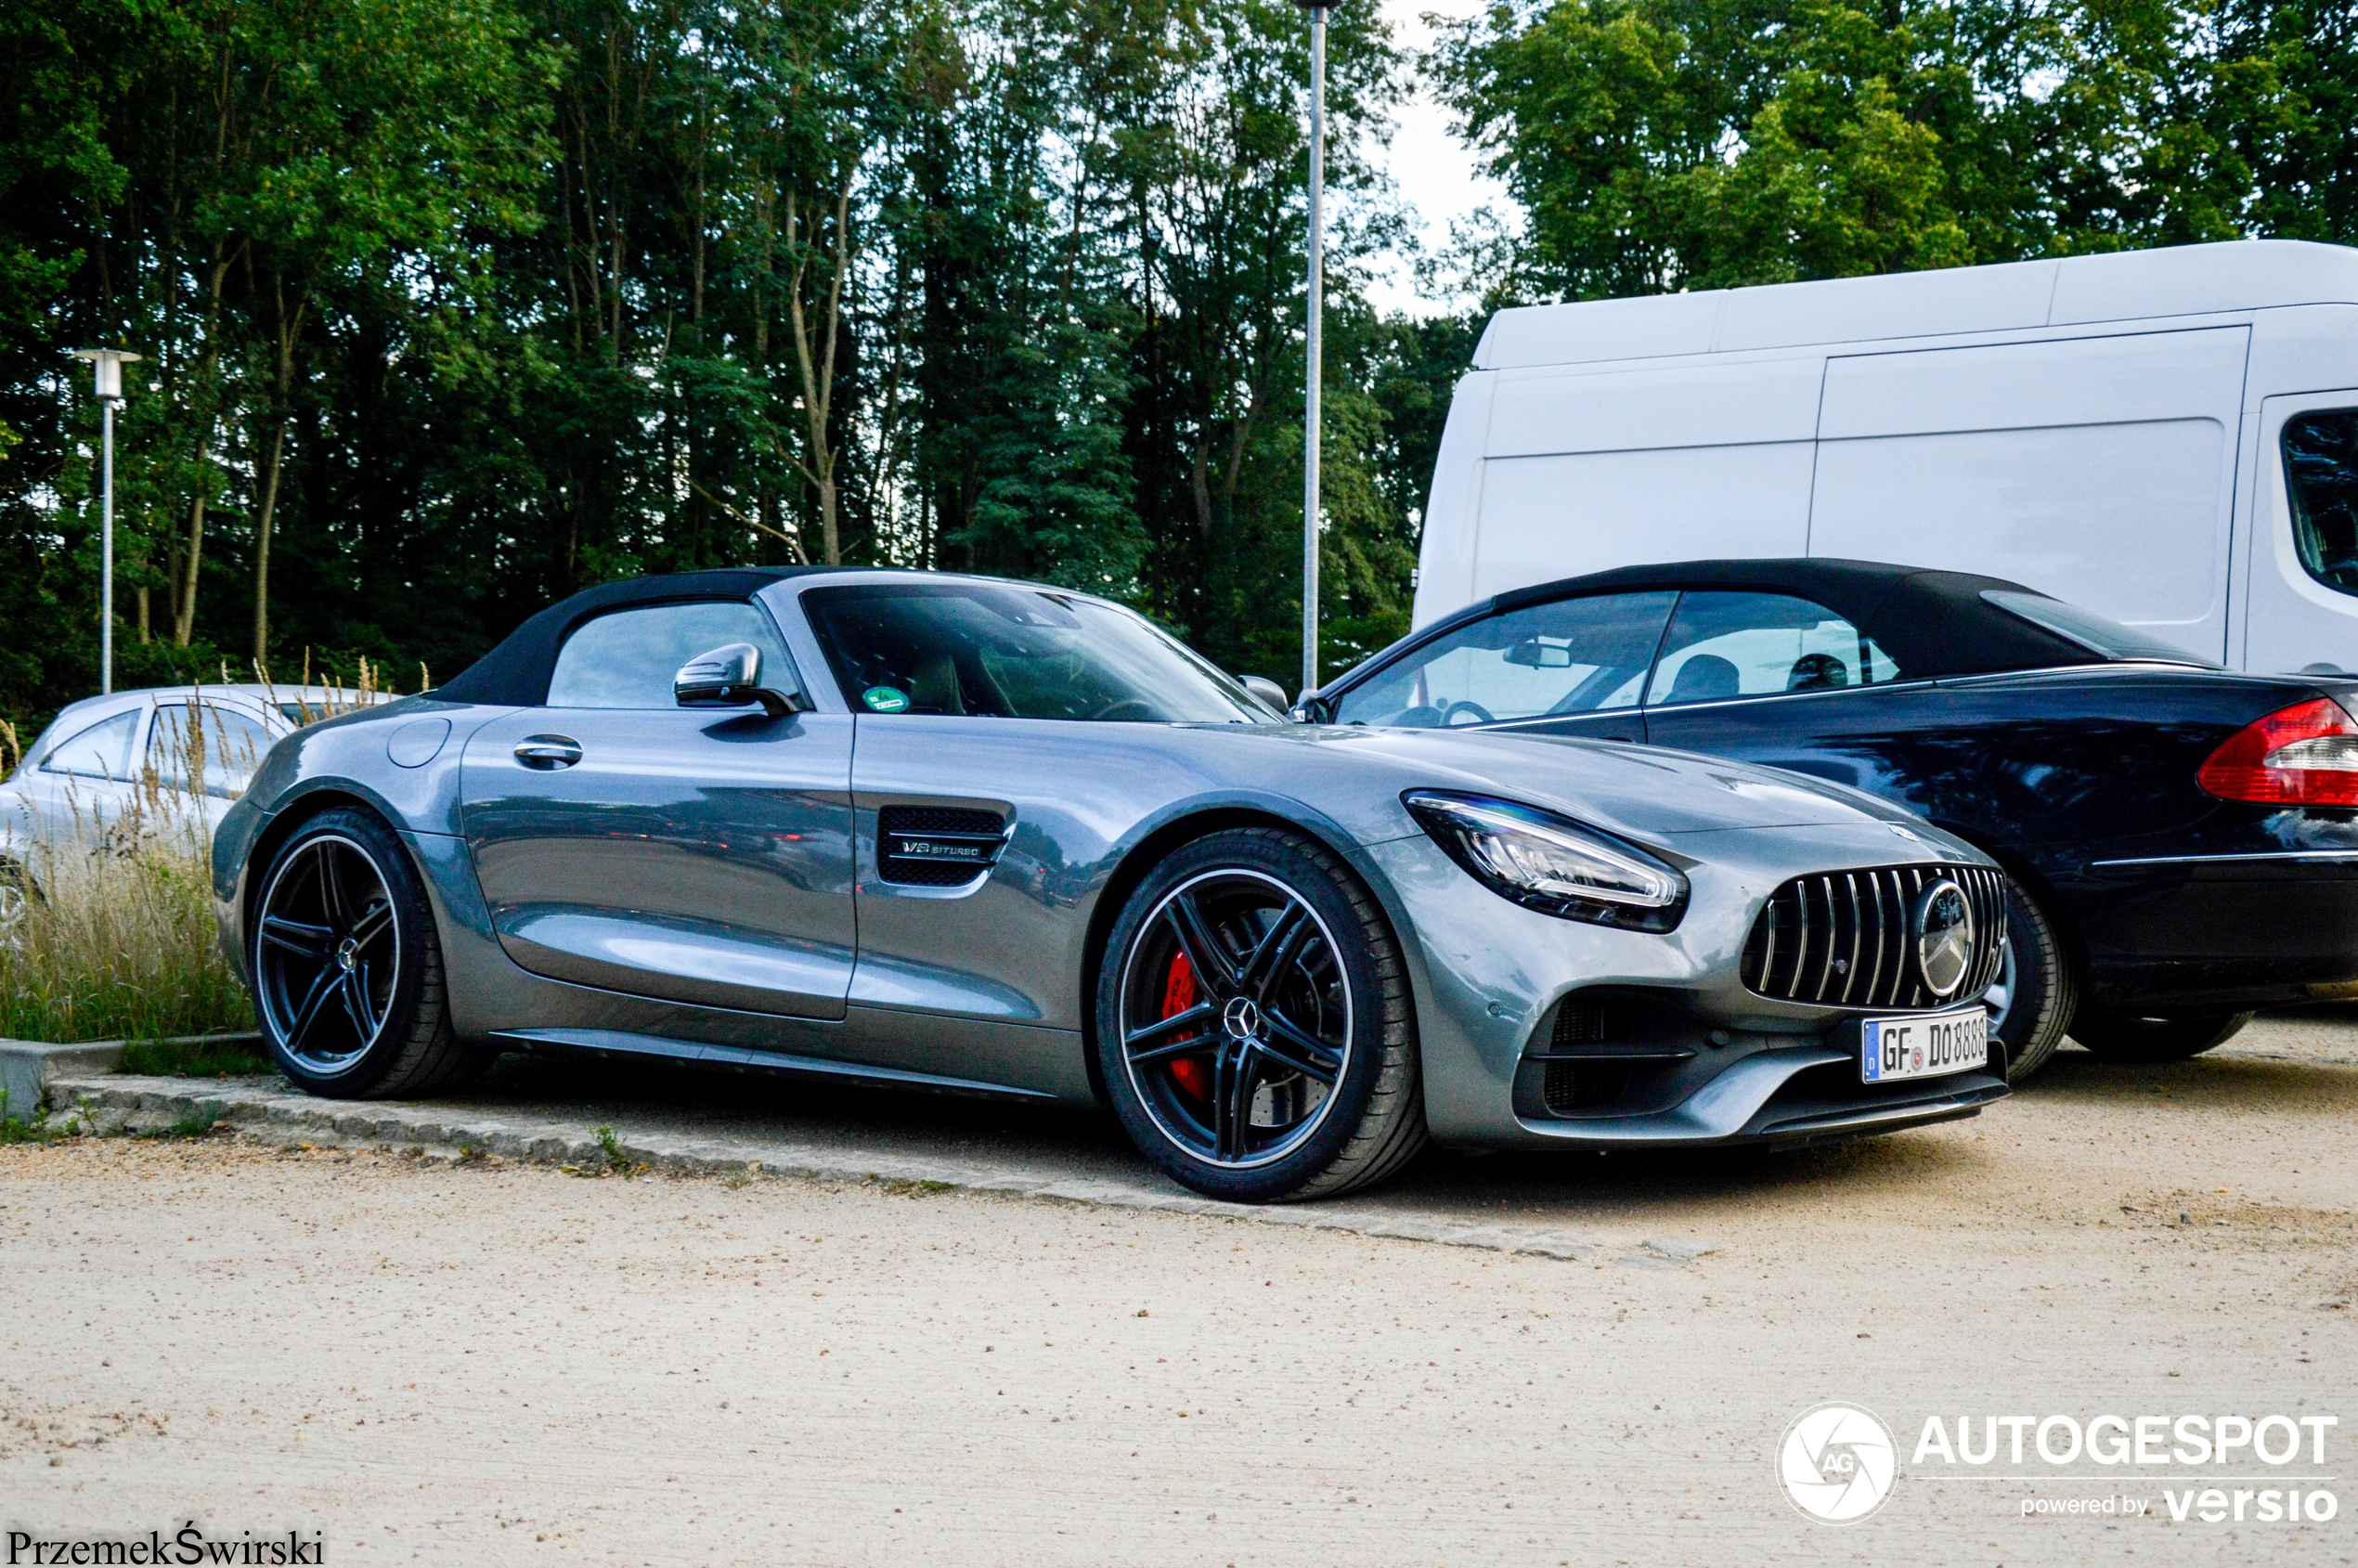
[1509,1029,2006,1150]
[1361,822,2010,1150]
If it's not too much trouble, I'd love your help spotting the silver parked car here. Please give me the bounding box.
[212,569,2010,1202]
[2,683,389,856]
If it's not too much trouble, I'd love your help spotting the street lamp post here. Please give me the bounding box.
[1296,0,1328,701]
[70,348,141,695]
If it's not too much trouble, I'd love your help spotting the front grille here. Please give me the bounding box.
[876,805,1009,887]
[1543,1058,1628,1113]
[1740,863,2006,1009]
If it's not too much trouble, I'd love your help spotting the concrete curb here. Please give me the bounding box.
[0,1033,261,1122]
[43,1072,1717,1268]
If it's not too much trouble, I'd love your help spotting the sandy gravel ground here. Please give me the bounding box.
[4,1020,2356,1566]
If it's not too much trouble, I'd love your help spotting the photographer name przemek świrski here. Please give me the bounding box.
[5,1523,326,1564]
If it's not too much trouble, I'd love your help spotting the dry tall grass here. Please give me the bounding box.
[0,695,270,1043]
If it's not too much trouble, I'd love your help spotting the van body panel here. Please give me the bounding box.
[1487,356,1822,456]
[1716,256,2059,352]
[1419,240,2358,673]
[1416,371,1497,621]
[1471,444,1816,605]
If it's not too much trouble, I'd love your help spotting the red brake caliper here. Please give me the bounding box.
[1163,951,1211,1099]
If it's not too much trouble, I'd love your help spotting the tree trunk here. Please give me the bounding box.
[785,188,852,565]
[252,273,305,663]
[174,497,206,646]
[251,414,289,662]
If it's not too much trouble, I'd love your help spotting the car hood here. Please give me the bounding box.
[1252,725,1942,846]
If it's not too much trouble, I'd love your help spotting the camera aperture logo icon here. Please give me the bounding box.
[1779,1402,1898,1523]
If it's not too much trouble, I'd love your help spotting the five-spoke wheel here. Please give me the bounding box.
[1097,827,1426,1202]
[1118,868,1351,1170]
[249,807,486,1098]
[256,833,400,1075]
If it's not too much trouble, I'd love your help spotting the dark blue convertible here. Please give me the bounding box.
[1302,559,2358,1079]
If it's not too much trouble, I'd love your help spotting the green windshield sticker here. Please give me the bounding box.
[862,686,910,713]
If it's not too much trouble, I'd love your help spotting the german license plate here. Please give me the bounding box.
[1861,1006,1988,1083]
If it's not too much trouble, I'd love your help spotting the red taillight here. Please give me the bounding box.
[2197,697,2358,806]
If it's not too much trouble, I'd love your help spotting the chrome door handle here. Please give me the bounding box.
[514,735,582,770]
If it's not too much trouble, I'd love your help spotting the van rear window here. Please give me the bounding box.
[1981,591,2215,667]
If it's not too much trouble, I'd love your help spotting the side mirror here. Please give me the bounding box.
[675,643,810,719]
[1239,675,1291,714]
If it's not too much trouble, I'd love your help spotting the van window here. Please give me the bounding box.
[2284,409,2358,598]
[1645,593,1902,708]
[1331,592,1678,727]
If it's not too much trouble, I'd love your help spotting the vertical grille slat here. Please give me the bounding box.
[1790,879,1811,1001]
[1839,873,1862,1005]
[1865,872,1889,1008]
[1739,861,2009,1012]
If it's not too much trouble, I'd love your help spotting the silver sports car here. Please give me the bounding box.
[213,568,2009,1201]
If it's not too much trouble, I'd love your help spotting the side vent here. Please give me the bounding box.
[876,805,1009,887]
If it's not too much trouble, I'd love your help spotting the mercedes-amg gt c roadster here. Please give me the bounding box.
[214,567,2010,1201]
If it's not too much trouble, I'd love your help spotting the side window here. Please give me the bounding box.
[147,704,278,799]
[547,602,800,710]
[2284,409,2358,598]
[38,709,141,782]
[1330,592,1678,727]
[1646,592,1903,708]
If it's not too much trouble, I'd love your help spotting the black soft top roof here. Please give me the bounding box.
[436,567,830,707]
[1472,557,2096,679]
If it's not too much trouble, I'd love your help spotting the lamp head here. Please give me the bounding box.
[69,348,142,402]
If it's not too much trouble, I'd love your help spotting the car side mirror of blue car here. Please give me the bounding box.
[1238,675,1292,716]
[675,642,811,719]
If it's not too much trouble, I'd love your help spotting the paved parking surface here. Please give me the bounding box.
[1,1014,2352,1563]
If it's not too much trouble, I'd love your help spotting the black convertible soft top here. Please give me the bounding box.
[1474,558,2098,680]
[435,567,831,707]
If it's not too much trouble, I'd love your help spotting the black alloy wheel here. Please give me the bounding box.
[251,807,486,1098]
[1097,827,1425,1202]
[1983,874,2074,1082]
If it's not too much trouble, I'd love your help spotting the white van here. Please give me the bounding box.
[1411,239,2358,675]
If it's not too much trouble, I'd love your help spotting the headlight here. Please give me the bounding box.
[1402,790,1689,932]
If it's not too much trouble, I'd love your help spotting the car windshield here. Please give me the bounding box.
[802,583,1273,723]
[1981,590,2218,667]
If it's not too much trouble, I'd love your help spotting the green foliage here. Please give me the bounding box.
[1,0,1455,734]
[116,1033,274,1078]
[1432,0,2358,300]
[136,1101,227,1139]
[0,1085,68,1145]
[9,0,2351,743]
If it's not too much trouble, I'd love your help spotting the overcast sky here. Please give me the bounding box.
[1362,0,1510,317]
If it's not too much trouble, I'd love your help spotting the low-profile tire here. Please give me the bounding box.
[249,807,488,1099]
[2067,1004,2253,1063]
[1986,874,2075,1082]
[1095,826,1427,1203]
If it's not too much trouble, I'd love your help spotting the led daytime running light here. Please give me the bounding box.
[1403,791,1689,931]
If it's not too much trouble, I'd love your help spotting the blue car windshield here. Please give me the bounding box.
[802,583,1274,722]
